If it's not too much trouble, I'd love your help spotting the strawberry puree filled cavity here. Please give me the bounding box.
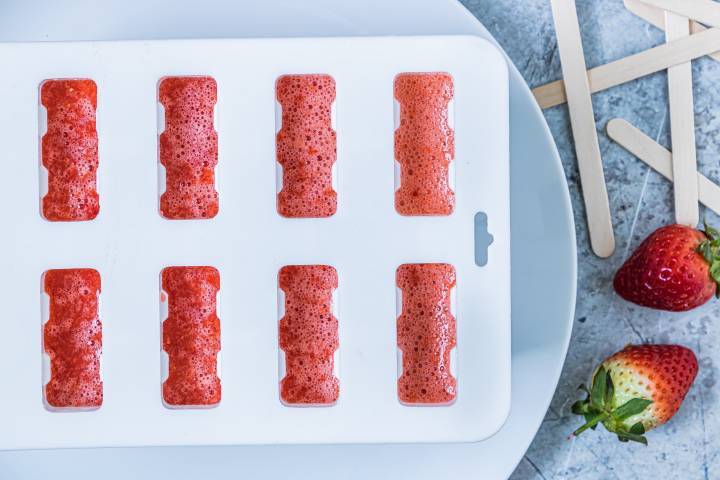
[276,75,337,218]
[43,269,102,409]
[394,73,455,216]
[397,263,457,405]
[159,77,219,219]
[278,265,339,405]
[162,266,221,407]
[41,79,99,221]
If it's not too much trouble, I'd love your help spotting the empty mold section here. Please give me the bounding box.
[394,73,455,216]
[42,269,102,410]
[40,79,99,221]
[278,265,339,406]
[158,76,219,220]
[276,74,337,218]
[396,263,457,405]
[161,266,221,408]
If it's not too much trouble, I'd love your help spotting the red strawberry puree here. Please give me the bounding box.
[162,266,221,407]
[394,73,455,216]
[397,263,457,404]
[41,79,99,221]
[43,269,102,409]
[159,77,219,219]
[278,265,339,405]
[276,75,337,218]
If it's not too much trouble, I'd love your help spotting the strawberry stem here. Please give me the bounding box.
[573,412,608,437]
[699,220,720,298]
[571,367,653,444]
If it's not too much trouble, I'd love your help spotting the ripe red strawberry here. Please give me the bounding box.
[572,344,698,444]
[613,223,720,311]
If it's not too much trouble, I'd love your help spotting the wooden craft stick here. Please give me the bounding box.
[665,12,699,226]
[624,0,720,64]
[607,118,720,214]
[641,0,720,27]
[550,0,615,257]
[532,27,720,108]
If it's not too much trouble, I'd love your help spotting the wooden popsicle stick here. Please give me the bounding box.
[607,118,720,214]
[666,12,700,226]
[550,0,615,257]
[624,0,720,64]
[532,27,720,108]
[641,0,720,28]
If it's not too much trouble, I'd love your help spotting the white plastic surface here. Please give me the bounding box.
[0,34,510,449]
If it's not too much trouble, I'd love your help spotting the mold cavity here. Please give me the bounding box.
[277,287,286,319]
[275,99,282,133]
[97,293,104,383]
[39,164,49,200]
[397,349,403,379]
[448,161,456,192]
[157,101,167,200]
[159,285,169,322]
[42,351,52,397]
[38,103,48,137]
[41,288,51,389]
[160,267,221,409]
[40,277,50,324]
[157,163,166,198]
[394,160,402,192]
[447,97,455,130]
[277,265,339,407]
[160,350,170,383]
[215,288,222,382]
[160,284,170,383]
[157,77,219,220]
[275,75,337,218]
[38,104,49,210]
[215,287,223,323]
[331,160,338,192]
[393,73,454,216]
[213,102,219,134]
[450,284,457,378]
[277,287,287,381]
[157,102,166,135]
[450,284,457,317]
[474,212,494,267]
[275,100,284,196]
[39,79,100,222]
[276,162,284,197]
[393,98,401,130]
[393,99,402,193]
[330,100,337,131]
[447,96,456,192]
[278,350,287,380]
[395,263,456,407]
[42,270,102,412]
[396,286,403,379]
[395,285,403,318]
[450,347,458,378]
[216,351,223,381]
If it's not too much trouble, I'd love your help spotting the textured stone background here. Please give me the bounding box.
[460,0,720,478]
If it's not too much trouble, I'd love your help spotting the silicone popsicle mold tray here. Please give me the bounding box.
[0,35,509,448]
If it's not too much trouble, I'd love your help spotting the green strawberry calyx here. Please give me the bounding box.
[571,366,653,445]
[698,221,720,298]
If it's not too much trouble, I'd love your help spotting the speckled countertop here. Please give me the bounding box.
[460,0,720,478]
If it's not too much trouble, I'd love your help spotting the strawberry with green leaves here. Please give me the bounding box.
[572,344,698,445]
[613,223,720,312]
